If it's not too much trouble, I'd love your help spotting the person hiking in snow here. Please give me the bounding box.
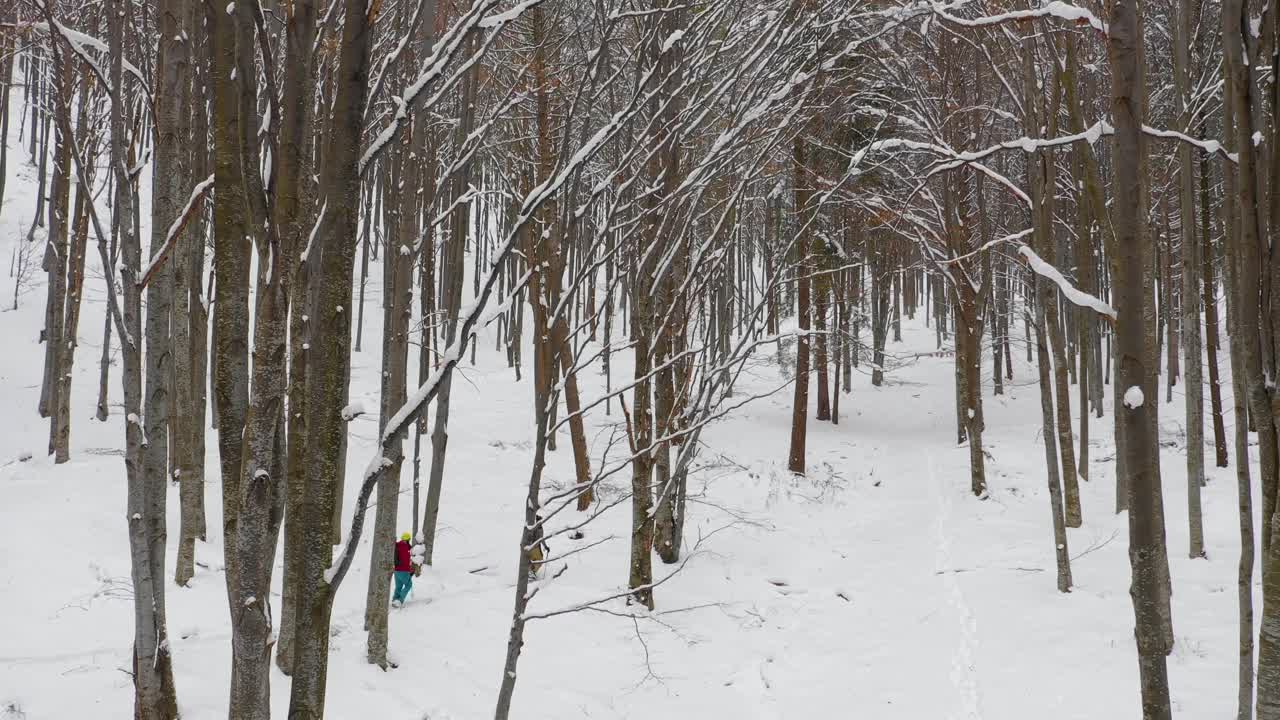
[392,532,414,607]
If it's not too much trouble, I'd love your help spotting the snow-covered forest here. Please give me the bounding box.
[0,0,1274,717]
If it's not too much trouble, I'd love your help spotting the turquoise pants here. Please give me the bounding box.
[393,571,413,604]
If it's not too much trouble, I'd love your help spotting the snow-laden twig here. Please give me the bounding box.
[930,0,1107,34]
[938,229,1032,265]
[1141,125,1237,163]
[359,0,546,173]
[29,16,154,107]
[520,553,696,621]
[1018,245,1116,320]
[138,174,215,288]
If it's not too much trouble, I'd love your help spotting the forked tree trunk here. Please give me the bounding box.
[41,44,70,445]
[95,0,180,710]
[52,66,86,465]
[287,1,372,716]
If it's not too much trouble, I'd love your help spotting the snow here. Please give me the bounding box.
[662,29,686,54]
[300,201,326,263]
[478,0,542,29]
[0,77,1261,720]
[341,402,366,421]
[32,21,150,95]
[1123,386,1145,409]
[2,270,1254,719]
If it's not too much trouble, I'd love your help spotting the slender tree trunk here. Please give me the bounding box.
[420,32,479,567]
[1035,306,1073,593]
[40,44,70,445]
[815,258,831,422]
[366,131,413,671]
[1173,0,1205,558]
[493,356,553,720]
[787,134,811,475]
[1225,201,1257,720]
[171,0,200,587]
[1201,147,1228,469]
[101,0,180,712]
[51,64,85,465]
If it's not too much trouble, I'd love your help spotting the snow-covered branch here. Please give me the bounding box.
[1019,245,1116,320]
[138,174,215,289]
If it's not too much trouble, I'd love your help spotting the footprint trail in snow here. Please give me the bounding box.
[932,454,985,720]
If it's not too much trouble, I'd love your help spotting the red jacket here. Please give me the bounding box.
[394,540,413,572]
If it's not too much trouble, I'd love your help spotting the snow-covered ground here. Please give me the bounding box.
[0,99,1258,718]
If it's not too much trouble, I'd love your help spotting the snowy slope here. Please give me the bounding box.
[0,89,1260,718]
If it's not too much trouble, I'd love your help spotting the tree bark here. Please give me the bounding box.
[1110,0,1174,712]
[787,135,811,475]
[101,0,181,712]
[1173,0,1205,558]
[209,0,252,612]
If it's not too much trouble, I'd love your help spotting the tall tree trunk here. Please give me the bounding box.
[1201,147,1228,469]
[1024,33,1080,528]
[787,134,811,475]
[815,255,831,422]
[286,1,372,716]
[366,132,413,671]
[493,348,554,720]
[101,0,180,711]
[171,0,200,588]
[209,0,252,612]
[1173,0,1205,558]
[1110,0,1174,712]
[41,42,71,450]
[420,31,479,567]
[1226,197,1257,720]
[51,57,85,465]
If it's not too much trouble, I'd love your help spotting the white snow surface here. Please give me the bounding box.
[0,84,1261,720]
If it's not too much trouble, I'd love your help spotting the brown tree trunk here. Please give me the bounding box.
[286,1,372,716]
[1110,0,1174,712]
[209,0,252,612]
[1173,0,1205,558]
[1201,147,1228,469]
[52,62,87,466]
[41,41,71,452]
[787,135,811,475]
